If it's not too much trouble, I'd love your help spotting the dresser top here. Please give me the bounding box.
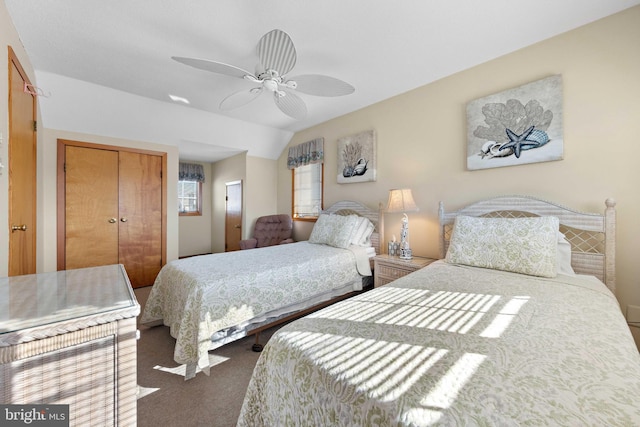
[0,264,139,337]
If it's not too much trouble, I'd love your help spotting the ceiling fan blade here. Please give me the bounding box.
[289,74,355,97]
[220,87,264,111]
[172,56,256,80]
[273,90,307,120]
[256,29,297,75]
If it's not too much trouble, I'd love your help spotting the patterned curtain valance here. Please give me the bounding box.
[179,162,205,182]
[287,138,324,169]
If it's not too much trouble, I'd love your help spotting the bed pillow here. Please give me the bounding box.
[350,216,375,246]
[445,215,559,278]
[309,214,358,248]
[557,232,576,276]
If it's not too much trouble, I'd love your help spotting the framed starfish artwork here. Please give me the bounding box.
[466,75,563,170]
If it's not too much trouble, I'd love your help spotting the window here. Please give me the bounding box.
[178,180,202,216]
[288,137,324,221]
[292,162,323,220]
[178,162,205,216]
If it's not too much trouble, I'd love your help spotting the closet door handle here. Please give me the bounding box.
[109,218,117,223]
[120,217,128,223]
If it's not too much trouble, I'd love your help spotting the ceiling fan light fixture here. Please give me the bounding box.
[263,79,279,92]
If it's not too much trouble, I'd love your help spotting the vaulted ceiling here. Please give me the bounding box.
[6,0,638,161]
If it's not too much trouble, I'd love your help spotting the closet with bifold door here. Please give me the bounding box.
[57,139,167,288]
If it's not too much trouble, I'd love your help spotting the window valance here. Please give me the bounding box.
[179,162,205,182]
[287,138,324,169]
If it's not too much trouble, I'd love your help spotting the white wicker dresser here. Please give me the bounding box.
[0,264,140,426]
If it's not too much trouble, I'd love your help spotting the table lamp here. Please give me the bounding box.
[386,189,418,259]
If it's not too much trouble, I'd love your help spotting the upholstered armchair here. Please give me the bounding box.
[239,214,294,250]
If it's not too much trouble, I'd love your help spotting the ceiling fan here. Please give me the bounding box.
[172,29,355,120]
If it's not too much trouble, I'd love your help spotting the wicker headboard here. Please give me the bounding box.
[439,195,616,294]
[322,200,382,254]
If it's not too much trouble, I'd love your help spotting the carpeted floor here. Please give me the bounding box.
[134,286,279,427]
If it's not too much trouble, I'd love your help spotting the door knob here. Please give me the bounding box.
[109,218,117,223]
[11,224,27,232]
[234,224,241,229]
[120,217,128,222]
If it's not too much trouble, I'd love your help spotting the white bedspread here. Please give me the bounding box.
[141,241,368,378]
[239,260,640,426]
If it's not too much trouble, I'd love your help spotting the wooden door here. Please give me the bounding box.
[118,151,163,287]
[225,180,242,252]
[58,140,166,288]
[8,47,37,276]
[63,146,119,269]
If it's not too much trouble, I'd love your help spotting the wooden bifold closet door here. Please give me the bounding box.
[58,140,166,288]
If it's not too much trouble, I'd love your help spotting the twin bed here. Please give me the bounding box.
[141,201,380,379]
[142,195,640,425]
[237,196,640,426]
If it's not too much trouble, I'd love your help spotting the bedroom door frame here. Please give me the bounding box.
[225,180,242,252]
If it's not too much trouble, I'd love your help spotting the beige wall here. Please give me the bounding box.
[179,161,213,257]
[278,8,640,325]
[245,155,279,233]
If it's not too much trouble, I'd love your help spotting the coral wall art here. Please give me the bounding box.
[466,75,563,170]
[337,129,377,184]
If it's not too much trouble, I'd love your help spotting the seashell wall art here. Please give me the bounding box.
[337,129,377,183]
[466,75,563,170]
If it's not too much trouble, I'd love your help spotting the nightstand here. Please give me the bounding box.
[373,254,436,287]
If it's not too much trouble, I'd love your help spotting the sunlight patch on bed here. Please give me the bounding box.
[309,287,529,338]
[280,330,453,403]
[402,353,486,425]
[269,290,526,417]
[421,352,485,407]
[153,354,230,376]
[362,346,448,401]
[480,296,529,338]
[136,385,160,399]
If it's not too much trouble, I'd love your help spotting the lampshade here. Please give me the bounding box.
[386,189,418,213]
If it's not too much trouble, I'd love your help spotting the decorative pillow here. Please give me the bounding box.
[445,215,559,278]
[557,232,576,276]
[309,214,358,248]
